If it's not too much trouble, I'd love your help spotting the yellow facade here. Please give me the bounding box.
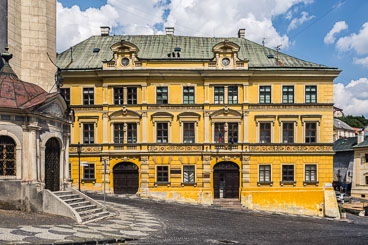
[59,33,340,217]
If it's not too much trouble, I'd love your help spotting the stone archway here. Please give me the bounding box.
[45,138,60,191]
[113,162,139,194]
[213,161,239,199]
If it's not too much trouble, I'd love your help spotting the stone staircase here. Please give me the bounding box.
[51,189,112,224]
[213,198,243,211]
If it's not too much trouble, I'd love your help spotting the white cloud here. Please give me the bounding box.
[57,0,314,52]
[334,78,368,117]
[336,22,368,55]
[324,21,348,44]
[287,11,314,32]
[354,56,368,68]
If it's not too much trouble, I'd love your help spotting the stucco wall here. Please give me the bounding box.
[0,0,7,68]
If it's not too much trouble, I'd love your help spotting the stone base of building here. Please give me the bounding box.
[0,180,44,212]
[351,189,368,200]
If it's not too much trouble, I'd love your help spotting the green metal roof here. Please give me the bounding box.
[56,35,337,70]
[355,138,368,148]
[333,137,358,152]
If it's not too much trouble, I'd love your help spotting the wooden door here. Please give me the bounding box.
[45,138,60,191]
[113,162,139,194]
[213,162,239,199]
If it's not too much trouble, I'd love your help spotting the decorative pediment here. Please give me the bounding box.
[177,112,201,120]
[213,40,240,53]
[109,107,141,119]
[210,107,242,119]
[34,94,67,119]
[151,112,174,120]
[111,40,139,54]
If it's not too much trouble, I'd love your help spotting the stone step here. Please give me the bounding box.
[58,194,80,200]
[81,211,110,223]
[78,207,104,216]
[53,191,74,196]
[74,204,97,212]
[63,197,85,204]
[69,201,91,208]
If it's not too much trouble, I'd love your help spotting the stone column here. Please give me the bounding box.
[243,111,249,143]
[211,122,215,143]
[123,123,127,144]
[102,156,111,193]
[204,112,210,143]
[23,122,41,181]
[138,156,149,195]
[142,111,147,143]
[201,155,213,205]
[142,85,147,104]
[241,155,251,207]
[204,84,209,104]
[224,122,228,143]
[103,112,109,144]
[123,87,128,104]
[224,86,228,104]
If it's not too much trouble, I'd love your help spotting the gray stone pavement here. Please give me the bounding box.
[0,201,163,244]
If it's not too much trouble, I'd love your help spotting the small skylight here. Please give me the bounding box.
[174,47,181,52]
[267,54,274,59]
[93,48,100,53]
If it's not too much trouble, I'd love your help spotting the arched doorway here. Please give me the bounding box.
[45,138,60,191]
[213,161,239,199]
[113,162,139,194]
[0,136,16,176]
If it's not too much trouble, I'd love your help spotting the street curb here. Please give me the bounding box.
[48,237,137,244]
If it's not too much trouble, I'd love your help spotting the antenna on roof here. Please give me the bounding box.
[46,52,63,93]
[70,47,73,62]
[262,38,266,47]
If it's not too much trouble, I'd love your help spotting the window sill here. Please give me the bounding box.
[181,182,197,187]
[280,181,296,186]
[82,178,96,183]
[154,182,171,187]
[303,181,319,186]
[257,181,273,186]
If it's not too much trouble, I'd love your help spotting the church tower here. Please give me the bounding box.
[0,0,56,92]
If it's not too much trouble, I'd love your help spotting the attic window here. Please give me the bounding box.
[93,48,100,53]
[174,47,181,52]
[267,54,274,59]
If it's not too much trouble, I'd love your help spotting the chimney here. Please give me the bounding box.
[165,27,175,35]
[238,28,245,38]
[358,130,365,144]
[100,26,111,36]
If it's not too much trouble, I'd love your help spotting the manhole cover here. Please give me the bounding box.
[206,239,239,244]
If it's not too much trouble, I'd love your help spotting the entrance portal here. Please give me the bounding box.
[213,161,239,198]
[113,162,139,194]
[45,138,60,191]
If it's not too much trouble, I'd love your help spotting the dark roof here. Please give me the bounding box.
[0,49,56,110]
[334,118,354,131]
[333,137,358,152]
[56,35,338,70]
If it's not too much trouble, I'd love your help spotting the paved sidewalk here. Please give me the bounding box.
[0,201,162,244]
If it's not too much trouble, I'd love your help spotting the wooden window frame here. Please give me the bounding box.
[183,122,195,143]
[83,88,94,105]
[281,164,295,185]
[304,164,318,184]
[214,122,225,143]
[156,122,168,143]
[127,122,137,143]
[214,86,224,104]
[305,85,317,103]
[114,87,124,105]
[258,164,272,185]
[156,86,168,104]
[182,165,196,184]
[114,123,124,144]
[183,86,195,104]
[60,88,70,105]
[260,122,271,143]
[282,122,294,143]
[228,122,238,143]
[83,163,95,181]
[305,122,317,143]
[83,123,94,144]
[228,86,238,104]
[282,86,294,104]
[259,86,271,104]
[156,165,169,183]
[127,87,137,105]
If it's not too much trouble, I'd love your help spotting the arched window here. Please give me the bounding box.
[0,136,16,176]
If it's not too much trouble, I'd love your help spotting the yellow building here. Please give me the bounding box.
[57,27,340,217]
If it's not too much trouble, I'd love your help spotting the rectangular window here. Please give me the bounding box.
[366,176,368,185]
[127,87,137,104]
[305,164,317,182]
[183,122,195,143]
[157,123,168,143]
[69,163,72,179]
[282,165,294,182]
[228,123,238,143]
[214,87,224,104]
[83,88,94,105]
[183,165,195,183]
[259,86,271,103]
[259,165,271,183]
[282,122,294,143]
[214,123,225,143]
[305,122,317,143]
[365,154,368,163]
[183,86,195,104]
[157,87,168,104]
[83,123,94,144]
[260,122,271,143]
[127,123,137,143]
[305,86,317,103]
[114,87,124,105]
[157,166,168,182]
[60,88,70,105]
[83,163,95,180]
[114,123,124,144]
[282,86,294,104]
[228,86,238,104]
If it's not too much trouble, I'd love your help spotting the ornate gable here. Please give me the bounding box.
[109,107,141,119]
[104,40,141,69]
[211,40,248,69]
[210,107,242,119]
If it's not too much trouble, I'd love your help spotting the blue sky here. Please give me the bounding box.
[57,0,368,116]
